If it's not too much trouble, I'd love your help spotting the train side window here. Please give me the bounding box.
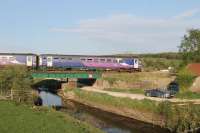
[80,58,86,61]
[43,57,46,60]
[113,59,117,63]
[61,57,65,60]
[100,59,105,62]
[54,57,59,60]
[68,58,72,60]
[87,58,93,62]
[107,59,112,63]
[94,58,98,62]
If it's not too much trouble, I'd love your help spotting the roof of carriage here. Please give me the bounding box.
[40,54,139,58]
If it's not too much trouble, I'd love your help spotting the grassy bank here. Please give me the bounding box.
[74,89,157,113]
[101,72,175,90]
[0,100,103,133]
[70,89,200,132]
[104,88,144,94]
[175,91,200,99]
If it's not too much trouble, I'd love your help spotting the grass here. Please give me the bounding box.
[72,89,200,132]
[0,100,103,133]
[102,71,174,89]
[104,88,145,94]
[74,89,158,113]
[175,91,200,99]
[141,57,182,72]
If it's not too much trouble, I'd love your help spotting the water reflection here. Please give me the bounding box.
[39,91,62,106]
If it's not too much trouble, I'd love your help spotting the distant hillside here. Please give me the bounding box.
[116,52,181,60]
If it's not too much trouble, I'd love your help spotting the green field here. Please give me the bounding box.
[0,100,103,133]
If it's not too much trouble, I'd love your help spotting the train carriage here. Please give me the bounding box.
[0,53,140,72]
[39,54,86,70]
[38,54,140,71]
[0,53,37,68]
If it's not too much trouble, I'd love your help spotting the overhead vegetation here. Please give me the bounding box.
[179,29,200,64]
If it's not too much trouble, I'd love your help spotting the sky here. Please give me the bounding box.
[0,0,200,55]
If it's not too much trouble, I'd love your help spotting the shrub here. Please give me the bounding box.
[176,68,196,92]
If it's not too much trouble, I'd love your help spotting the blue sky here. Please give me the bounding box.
[0,0,199,55]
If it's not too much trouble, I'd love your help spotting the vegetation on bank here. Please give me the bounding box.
[176,68,196,91]
[69,89,200,132]
[102,72,172,85]
[141,57,182,72]
[0,65,33,103]
[74,89,157,112]
[104,88,144,94]
[0,100,103,133]
[175,67,200,99]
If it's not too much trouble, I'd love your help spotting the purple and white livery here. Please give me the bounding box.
[0,53,37,67]
[0,53,140,71]
[39,54,140,71]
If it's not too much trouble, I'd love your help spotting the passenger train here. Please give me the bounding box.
[0,53,141,71]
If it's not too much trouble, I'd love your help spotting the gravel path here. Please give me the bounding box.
[81,87,200,104]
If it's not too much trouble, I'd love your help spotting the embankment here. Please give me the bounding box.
[93,72,175,90]
[60,89,200,133]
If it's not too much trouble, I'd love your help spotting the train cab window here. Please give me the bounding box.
[47,58,52,62]
[135,59,138,64]
[9,57,15,61]
[27,56,32,61]
[107,59,112,63]
[119,60,123,63]
[94,58,99,62]
[100,59,105,62]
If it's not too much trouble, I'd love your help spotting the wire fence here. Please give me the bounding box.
[0,89,34,104]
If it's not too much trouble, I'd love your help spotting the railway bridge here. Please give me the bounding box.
[31,71,102,89]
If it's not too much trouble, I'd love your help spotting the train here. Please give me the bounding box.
[0,53,141,72]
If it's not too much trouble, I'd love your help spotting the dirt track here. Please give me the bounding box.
[81,87,200,104]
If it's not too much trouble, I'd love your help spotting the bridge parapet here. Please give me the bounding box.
[31,72,102,79]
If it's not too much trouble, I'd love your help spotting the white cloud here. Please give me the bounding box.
[173,9,199,19]
[50,9,200,53]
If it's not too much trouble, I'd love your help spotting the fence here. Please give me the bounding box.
[0,89,34,104]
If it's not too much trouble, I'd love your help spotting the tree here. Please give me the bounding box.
[179,29,200,63]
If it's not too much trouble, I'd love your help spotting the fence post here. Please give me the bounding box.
[11,89,13,100]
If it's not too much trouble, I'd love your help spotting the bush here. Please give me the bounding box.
[0,65,33,103]
[176,68,196,92]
